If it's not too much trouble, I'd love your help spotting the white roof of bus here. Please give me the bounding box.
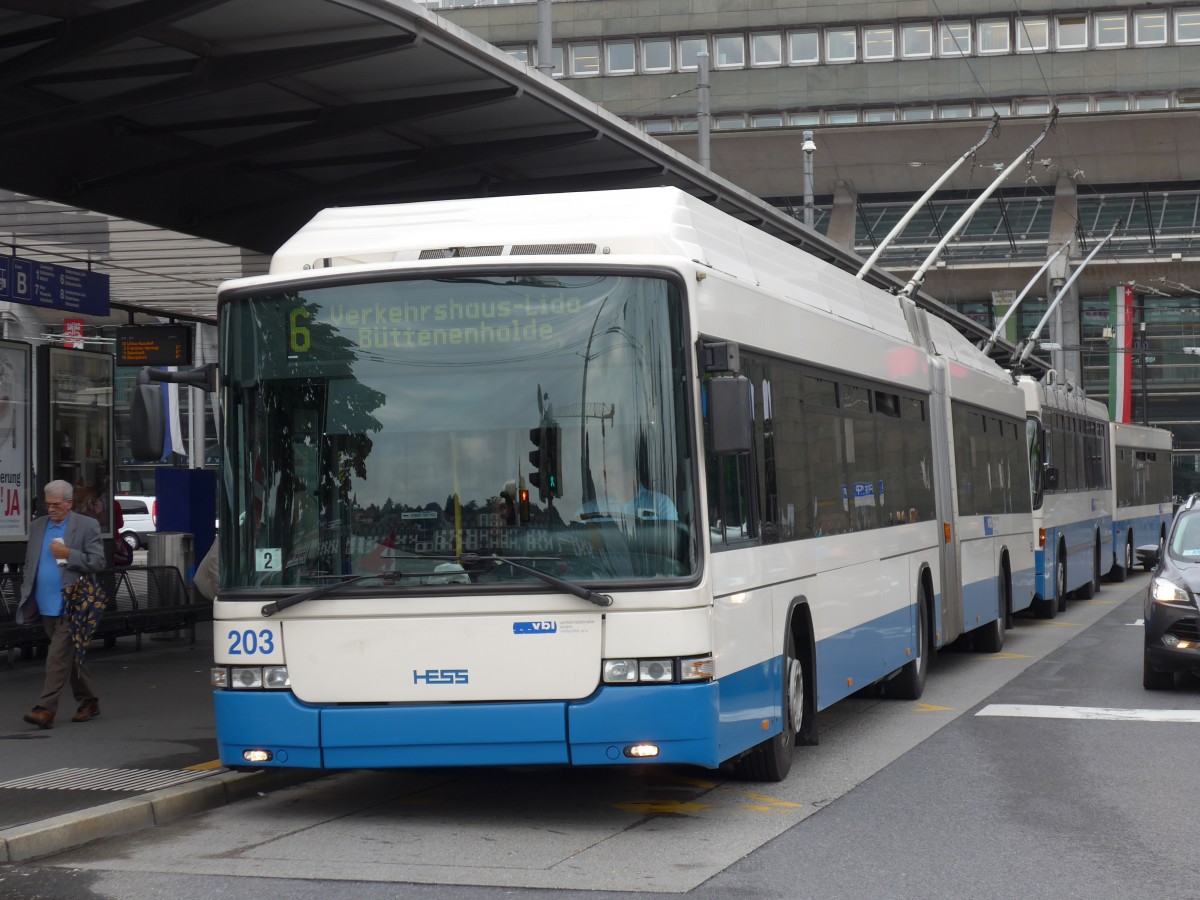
[259,187,1011,380]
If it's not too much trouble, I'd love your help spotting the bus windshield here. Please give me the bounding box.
[219,272,696,592]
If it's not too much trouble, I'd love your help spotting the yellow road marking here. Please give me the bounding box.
[183,759,223,772]
[615,800,715,814]
[914,702,954,712]
[978,652,1032,660]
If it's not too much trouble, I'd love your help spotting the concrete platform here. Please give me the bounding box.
[0,622,318,863]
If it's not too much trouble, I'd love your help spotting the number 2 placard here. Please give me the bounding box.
[256,548,282,573]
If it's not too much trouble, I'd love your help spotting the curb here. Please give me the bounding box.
[0,766,320,864]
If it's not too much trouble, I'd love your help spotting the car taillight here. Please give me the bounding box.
[152,499,157,527]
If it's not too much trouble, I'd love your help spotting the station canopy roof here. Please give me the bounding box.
[0,0,1008,354]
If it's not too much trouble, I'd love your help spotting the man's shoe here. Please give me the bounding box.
[71,700,100,723]
[22,706,54,729]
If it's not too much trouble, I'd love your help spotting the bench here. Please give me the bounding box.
[1,565,213,665]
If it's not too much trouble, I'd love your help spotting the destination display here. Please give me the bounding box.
[0,256,109,316]
[116,325,193,366]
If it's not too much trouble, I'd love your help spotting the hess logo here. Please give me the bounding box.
[412,668,469,685]
[513,620,557,635]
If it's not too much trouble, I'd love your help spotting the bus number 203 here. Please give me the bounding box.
[226,628,277,656]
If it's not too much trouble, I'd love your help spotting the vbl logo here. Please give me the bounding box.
[513,620,557,634]
[413,668,469,684]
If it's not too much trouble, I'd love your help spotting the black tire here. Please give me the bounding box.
[1143,654,1174,690]
[121,531,140,551]
[736,624,799,782]
[1055,551,1068,613]
[885,593,928,700]
[973,566,1007,653]
[1110,536,1130,583]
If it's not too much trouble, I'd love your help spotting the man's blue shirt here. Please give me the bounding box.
[35,515,68,616]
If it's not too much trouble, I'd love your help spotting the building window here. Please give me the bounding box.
[715,34,745,68]
[643,120,673,134]
[863,109,897,122]
[714,115,746,130]
[789,112,820,125]
[1016,18,1050,52]
[499,45,529,64]
[1056,98,1090,113]
[677,118,698,132]
[863,27,895,60]
[678,36,709,70]
[789,30,820,64]
[1135,11,1168,45]
[606,41,635,74]
[1056,15,1088,49]
[751,114,785,128]
[901,24,934,58]
[569,42,600,76]
[642,39,672,72]
[940,104,974,118]
[751,33,783,66]
[1135,96,1170,110]
[1095,96,1130,111]
[826,110,860,124]
[939,22,972,56]
[826,28,857,63]
[1176,9,1200,43]
[1094,14,1128,47]
[902,107,935,121]
[535,45,565,77]
[1016,100,1051,116]
[1177,94,1200,109]
[979,101,1011,117]
[978,20,1010,54]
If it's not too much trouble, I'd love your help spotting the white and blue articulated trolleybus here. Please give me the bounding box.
[1020,374,1115,617]
[1108,421,1173,579]
[205,187,1034,781]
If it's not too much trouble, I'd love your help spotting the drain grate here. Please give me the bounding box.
[0,767,213,792]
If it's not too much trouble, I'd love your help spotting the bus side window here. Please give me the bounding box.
[703,378,760,549]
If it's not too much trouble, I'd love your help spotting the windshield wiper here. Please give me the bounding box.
[260,574,373,617]
[462,552,613,608]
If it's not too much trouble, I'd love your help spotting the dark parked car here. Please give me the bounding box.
[1144,494,1200,689]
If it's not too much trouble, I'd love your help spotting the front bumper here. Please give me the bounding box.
[1144,602,1200,673]
[214,680,722,770]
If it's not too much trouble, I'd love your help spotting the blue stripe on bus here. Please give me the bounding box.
[213,690,323,768]
[1113,513,1168,553]
[214,681,731,769]
[1012,564,1036,614]
[961,575,1000,633]
[815,604,919,709]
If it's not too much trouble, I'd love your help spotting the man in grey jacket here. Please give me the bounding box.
[16,479,105,729]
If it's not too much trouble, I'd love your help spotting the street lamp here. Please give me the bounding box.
[802,131,816,229]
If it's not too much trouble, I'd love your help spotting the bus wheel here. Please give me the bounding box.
[735,625,798,782]
[1075,539,1099,600]
[884,593,928,700]
[973,566,1007,653]
[1055,551,1069,613]
[1111,535,1130,583]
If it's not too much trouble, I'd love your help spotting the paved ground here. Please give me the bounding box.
[0,619,319,865]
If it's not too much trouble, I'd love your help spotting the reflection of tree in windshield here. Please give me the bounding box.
[226,276,695,588]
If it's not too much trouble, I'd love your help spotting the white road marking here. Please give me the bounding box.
[1129,619,1145,626]
[977,704,1200,723]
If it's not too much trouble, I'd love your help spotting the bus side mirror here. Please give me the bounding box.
[708,376,753,455]
[130,381,165,461]
[1043,464,1059,491]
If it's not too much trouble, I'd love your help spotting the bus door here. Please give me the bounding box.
[928,358,963,645]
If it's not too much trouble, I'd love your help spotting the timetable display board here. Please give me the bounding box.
[116,325,193,367]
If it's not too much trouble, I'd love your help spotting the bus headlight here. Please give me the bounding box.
[230,667,264,689]
[601,655,715,684]
[603,659,638,683]
[638,659,674,682]
[263,666,291,689]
